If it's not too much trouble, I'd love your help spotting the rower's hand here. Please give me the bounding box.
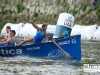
[30,20,33,23]
[2,36,6,39]
[45,32,50,35]
[15,44,19,46]
[0,35,4,38]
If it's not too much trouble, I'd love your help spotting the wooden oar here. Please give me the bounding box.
[43,31,70,57]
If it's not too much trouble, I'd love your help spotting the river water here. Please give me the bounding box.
[0,42,100,75]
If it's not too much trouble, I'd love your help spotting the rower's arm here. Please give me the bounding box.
[0,35,4,39]
[45,32,51,41]
[45,32,50,35]
[0,39,6,42]
[30,20,40,30]
[0,38,11,44]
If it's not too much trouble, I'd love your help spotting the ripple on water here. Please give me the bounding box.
[0,56,86,75]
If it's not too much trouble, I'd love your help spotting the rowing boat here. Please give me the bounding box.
[0,35,81,60]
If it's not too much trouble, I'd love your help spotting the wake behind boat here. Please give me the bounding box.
[0,35,81,60]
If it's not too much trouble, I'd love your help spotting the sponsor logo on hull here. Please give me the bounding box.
[0,49,22,55]
[58,40,70,45]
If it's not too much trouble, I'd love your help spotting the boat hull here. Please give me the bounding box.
[0,35,81,60]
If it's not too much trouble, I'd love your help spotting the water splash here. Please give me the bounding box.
[47,49,64,57]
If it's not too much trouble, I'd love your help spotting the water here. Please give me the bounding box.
[0,42,100,75]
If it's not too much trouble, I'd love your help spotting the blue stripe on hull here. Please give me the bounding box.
[0,35,81,60]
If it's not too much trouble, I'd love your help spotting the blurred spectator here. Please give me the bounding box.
[93,0,98,7]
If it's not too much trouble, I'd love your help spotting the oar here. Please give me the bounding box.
[43,31,70,57]
[74,27,87,35]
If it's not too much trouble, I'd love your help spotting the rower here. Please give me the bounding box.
[0,30,16,47]
[0,26,11,41]
[16,20,50,46]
